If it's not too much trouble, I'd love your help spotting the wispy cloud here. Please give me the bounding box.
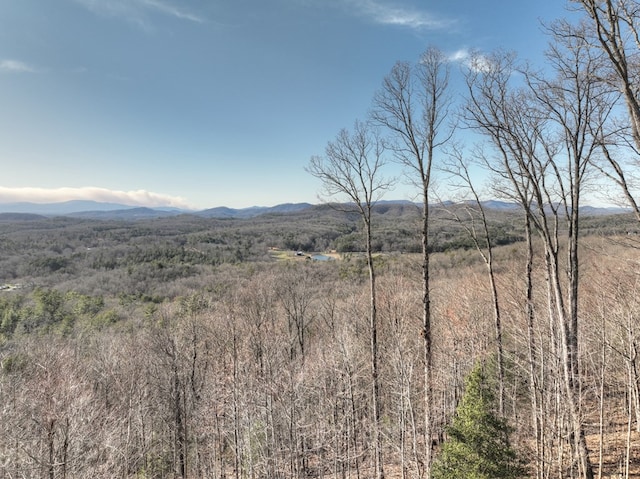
[347,0,455,30]
[446,48,495,73]
[139,0,204,23]
[0,60,38,73]
[72,0,139,20]
[72,0,204,25]
[0,186,194,209]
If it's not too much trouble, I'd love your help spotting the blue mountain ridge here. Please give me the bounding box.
[0,200,628,219]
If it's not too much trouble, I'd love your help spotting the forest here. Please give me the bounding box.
[4,0,640,478]
[1,204,638,479]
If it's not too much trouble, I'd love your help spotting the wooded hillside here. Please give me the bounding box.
[4,0,640,477]
[0,207,638,478]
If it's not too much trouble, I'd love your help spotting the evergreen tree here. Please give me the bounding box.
[432,361,525,479]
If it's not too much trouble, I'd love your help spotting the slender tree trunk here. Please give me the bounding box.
[421,193,433,479]
[399,376,407,479]
[626,374,632,479]
[598,313,606,479]
[525,216,543,479]
[48,420,55,479]
[488,257,505,416]
[174,370,186,479]
[366,217,384,479]
[232,329,241,479]
[549,244,594,479]
[628,337,640,432]
[346,359,361,479]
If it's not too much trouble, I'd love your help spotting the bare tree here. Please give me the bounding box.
[572,0,640,220]
[463,50,548,479]
[531,23,616,478]
[378,274,423,479]
[463,33,614,476]
[277,264,317,362]
[440,146,505,416]
[307,120,393,479]
[146,297,211,479]
[371,46,453,478]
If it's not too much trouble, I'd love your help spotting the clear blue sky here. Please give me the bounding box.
[0,0,571,209]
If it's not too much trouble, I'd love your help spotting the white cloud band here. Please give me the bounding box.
[0,187,193,209]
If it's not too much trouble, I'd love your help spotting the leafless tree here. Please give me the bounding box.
[463,50,548,479]
[277,264,317,362]
[378,274,423,479]
[440,145,506,416]
[308,120,393,479]
[371,46,453,478]
[571,0,640,220]
[531,22,616,478]
[462,32,614,475]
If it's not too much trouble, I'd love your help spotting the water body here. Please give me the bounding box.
[311,254,333,261]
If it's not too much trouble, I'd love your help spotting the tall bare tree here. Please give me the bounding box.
[372,47,453,478]
[528,25,613,478]
[463,33,614,475]
[308,120,393,479]
[462,50,556,478]
[572,0,640,220]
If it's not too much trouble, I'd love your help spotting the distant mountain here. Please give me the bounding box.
[579,205,628,215]
[197,203,313,219]
[0,201,195,218]
[0,199,626,219]
[267,202,315,214]
[0,200,142,215]
[195,206,256,219]
[0,200,315,219]
[68,207,185,220]
[372,202,420,216]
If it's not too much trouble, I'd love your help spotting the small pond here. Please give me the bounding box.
[311,254,333,261]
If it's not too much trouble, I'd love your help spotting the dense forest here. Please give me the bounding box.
[0,206,638,479]
[4,0,640,478]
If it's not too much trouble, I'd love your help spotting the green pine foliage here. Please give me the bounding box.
[432,362,525,479]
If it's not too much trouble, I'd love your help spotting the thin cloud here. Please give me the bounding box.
[0,60,38,73]
[72,0,138,19]
[348,0,455,30]
[72,0,204,25]
[140,0,204,23]
[446,48,494,73]
[0,187,194,209]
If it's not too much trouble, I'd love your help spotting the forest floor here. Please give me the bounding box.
[586,424,640,478]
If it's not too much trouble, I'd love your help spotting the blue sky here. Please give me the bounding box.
[0,0,570,209]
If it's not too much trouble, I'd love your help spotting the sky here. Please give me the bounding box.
[0,0,573,210]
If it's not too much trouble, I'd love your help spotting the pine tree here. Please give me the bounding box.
[432,361,525,479]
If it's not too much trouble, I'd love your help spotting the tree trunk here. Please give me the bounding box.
[366,217,384,479]
[421,192,433,479]
[525,215,544,479]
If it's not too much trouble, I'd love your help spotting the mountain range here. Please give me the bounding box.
[0,199,627,220]
[0,200,316,219]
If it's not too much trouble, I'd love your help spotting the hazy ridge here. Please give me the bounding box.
[0,199,627,220]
